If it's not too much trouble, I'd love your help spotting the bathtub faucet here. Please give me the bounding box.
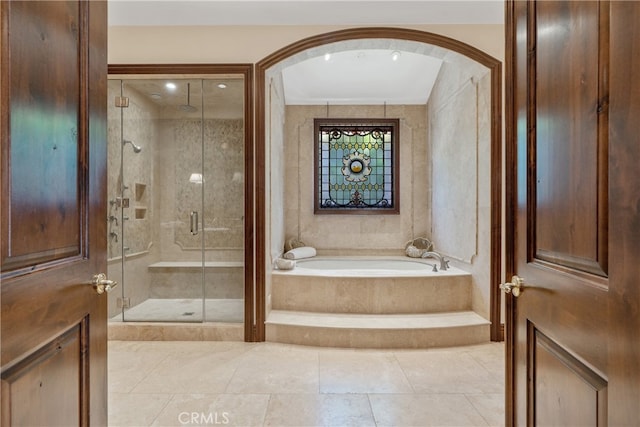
[421,251,449,271]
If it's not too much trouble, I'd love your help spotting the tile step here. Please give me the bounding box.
[265,310,490,348]
[266,309,489,329]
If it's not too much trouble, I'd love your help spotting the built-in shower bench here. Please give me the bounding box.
[148,261,243,269]
[147,261,244,299]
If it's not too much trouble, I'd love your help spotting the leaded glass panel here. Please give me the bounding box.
[314,119,399,214]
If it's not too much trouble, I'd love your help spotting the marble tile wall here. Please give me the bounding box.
[431,78,478,262]
[265,71,287,313]
[283,104,430,254]
[107,81,157,259]
[428,67,492,318]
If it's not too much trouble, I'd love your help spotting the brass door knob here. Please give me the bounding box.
[500,275,523,297]
[91,273,118,294]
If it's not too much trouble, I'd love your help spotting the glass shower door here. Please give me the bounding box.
[119,77,206,323]
[106,74,246,325]
[202,78,245,323]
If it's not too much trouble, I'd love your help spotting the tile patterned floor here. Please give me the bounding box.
[109,341,505,427]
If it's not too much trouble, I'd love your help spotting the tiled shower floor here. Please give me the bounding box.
[110,298,244,323]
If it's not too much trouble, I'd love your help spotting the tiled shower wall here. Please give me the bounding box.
[155,117,244,263]
[107,83,157,317]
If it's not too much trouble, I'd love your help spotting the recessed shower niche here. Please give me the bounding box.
[106,72,249,331]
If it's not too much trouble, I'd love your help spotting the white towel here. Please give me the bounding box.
[275,258,296,270]
[283,246,316,260]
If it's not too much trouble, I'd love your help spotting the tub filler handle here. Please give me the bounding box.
[190,211,199,235]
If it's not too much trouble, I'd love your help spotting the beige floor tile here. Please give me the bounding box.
[109,347,169,393]
[465,343,506,379]
[466,393,505,427]
[264,393,376,427]
[131,346,250,394]
[151,394,270,427]
[108,393,172,427]
[369,394,489,426]
[395,348,503,394]
[225,344,320,394]
[108,341,507,427]
[109,339,254,355]
[319,350,413,394]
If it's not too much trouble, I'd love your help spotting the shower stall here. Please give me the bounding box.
[106,72,248,329]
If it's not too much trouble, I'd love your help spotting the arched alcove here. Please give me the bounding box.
[254,28,502,343]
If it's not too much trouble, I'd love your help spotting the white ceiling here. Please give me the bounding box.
[108,1,504,26]
[282,49,443,105]
[108,0,503,105]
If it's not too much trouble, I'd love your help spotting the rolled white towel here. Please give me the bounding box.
[283,246,317,260]
[275,258,296,270]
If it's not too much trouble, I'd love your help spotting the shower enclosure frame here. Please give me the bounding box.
[108,63,256,342]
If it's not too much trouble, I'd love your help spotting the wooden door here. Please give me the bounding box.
[506,1,640,425]
[1,1,108,425]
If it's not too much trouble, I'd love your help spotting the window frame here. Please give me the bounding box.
[313,118,400,215]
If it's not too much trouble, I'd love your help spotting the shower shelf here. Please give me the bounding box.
[135,207,147,219]
[134,182,146,201]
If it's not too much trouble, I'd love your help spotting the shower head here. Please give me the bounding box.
[177,82,197,113]
[123,139,142,153]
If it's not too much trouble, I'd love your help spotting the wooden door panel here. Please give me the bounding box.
[2,0,83,271]
[0,1,108,426]
[532,0,608,277]
[531,327,607,427]
[1,323,87,426]
[507,1,615,425]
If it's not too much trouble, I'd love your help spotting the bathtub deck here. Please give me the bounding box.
[267,258,490,348]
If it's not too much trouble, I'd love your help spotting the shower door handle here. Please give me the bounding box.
[190,211,199,235]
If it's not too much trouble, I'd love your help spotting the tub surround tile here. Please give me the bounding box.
[271,273,472,314]
[285,105,429,255]
[266,312,490,349]
[268,256,488,349]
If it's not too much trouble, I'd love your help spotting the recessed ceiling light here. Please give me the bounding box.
[324,53,331,61]
[217,83,227,89]
[391,51,401,61]
[165,82,176,91]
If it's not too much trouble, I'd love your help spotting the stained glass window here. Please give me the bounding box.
[314,119,399,214]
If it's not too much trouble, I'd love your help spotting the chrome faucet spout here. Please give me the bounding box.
[421,251,449,270]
